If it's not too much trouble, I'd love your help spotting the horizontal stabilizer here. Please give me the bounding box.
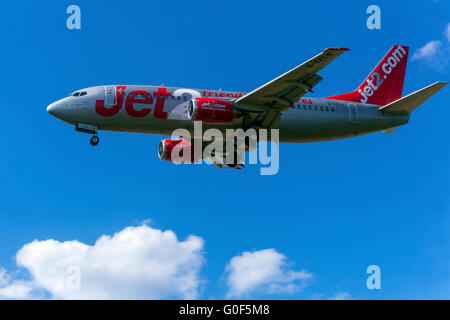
[379,82,447,114]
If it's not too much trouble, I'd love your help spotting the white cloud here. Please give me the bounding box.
[225,249,313,298]
[327,292,353,300]
[0,280,35,299]
[445,23,450,42]
[0,224,205,299]
[411,23,450,68]
[0,268,8,287]
[412,40,442,61]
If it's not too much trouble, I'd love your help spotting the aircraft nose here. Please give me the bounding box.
[46,103,54,114]
[47,101,65,118]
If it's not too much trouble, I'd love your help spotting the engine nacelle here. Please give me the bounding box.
[188,97,234,123]
[158,139,200,163]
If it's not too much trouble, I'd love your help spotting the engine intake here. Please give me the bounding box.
[188,97,234,123]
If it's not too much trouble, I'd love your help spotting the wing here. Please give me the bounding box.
[235,47,349,119]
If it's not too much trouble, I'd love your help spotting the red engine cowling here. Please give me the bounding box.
[188,97,234,123]
[158,139,200,163]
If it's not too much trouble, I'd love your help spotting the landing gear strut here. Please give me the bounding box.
[75,123,100,146]
[90,134,99,146]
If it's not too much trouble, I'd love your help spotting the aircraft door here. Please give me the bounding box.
[105,86,116,106]
[348,103,358,124]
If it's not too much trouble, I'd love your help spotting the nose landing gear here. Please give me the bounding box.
[75,123,100,147]
[90,134,100,146]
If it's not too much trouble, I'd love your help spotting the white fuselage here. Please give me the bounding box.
[47,85,410,142]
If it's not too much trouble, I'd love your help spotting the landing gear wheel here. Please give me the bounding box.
[90,135,99,146]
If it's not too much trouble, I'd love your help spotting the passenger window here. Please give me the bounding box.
[177,96,181,100]
[331,107,335,112]
[325,107,329,111]
[183,96,187,100]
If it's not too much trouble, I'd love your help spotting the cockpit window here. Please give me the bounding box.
[69,91,87,97]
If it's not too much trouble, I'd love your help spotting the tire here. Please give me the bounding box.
[90,136,99,146]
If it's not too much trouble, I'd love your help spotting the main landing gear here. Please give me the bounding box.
[90,134,100,146]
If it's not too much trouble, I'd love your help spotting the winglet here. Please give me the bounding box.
[379,81,447,114]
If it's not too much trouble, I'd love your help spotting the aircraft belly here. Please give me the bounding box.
[278,107,409,143]
[278,109,352,142]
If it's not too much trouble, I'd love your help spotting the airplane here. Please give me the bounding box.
[47,45,447,169]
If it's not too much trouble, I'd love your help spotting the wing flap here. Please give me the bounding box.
[282,74,323,103]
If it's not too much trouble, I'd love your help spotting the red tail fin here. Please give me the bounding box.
[325,45,409,105]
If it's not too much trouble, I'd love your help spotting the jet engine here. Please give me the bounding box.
[188,97,234,123]
[158,138,200,163]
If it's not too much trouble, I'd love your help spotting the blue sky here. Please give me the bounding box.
[0,0,448,299]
